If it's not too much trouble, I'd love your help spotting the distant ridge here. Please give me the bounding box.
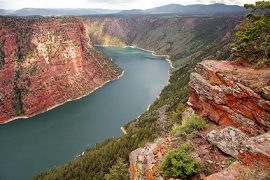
[0,8,121,16]
[0,3,248,17]
[119,3,248,15]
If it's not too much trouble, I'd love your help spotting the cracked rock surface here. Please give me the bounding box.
[189,60,270,135]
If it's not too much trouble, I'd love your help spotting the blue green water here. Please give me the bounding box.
[0,46,170,180]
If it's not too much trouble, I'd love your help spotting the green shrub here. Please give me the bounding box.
[160,143,200,179]
[171,114,206,137]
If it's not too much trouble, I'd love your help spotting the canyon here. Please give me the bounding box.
[84,15,269,179]
[1,14,269,180]
[0,17,122,123]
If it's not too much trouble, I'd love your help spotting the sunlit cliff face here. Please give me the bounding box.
[0,17,122,123]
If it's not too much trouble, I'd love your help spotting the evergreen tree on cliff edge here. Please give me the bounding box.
[231,1,270,68]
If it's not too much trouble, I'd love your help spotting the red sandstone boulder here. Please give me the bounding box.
[189,60,270,136]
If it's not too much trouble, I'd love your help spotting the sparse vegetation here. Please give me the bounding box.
[170,114,206,137]
[160,143,200,179]
[13,68,24,116]
[30,65,37,76]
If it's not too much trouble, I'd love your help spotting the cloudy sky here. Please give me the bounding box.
[0,0,257,10]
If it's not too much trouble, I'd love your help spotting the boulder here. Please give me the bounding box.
[207,126,270,167]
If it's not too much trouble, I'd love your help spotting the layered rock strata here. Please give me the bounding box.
[0,17,122,123]
[189,60,270,135]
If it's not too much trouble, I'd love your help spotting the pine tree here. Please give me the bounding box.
[231,1,270,67]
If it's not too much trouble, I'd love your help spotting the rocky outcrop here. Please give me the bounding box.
[207,126,270,167]
[189,60,270,135]
[188,61,270,178]
[0,17,122,123]
[204,126,270,180]
[130,103,270,180]
[204,161,244,180]
[203,161,266,180]
[129,137,177,180]
[130,60,270,179]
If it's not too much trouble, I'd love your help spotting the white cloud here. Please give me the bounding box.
[0,0,258,10]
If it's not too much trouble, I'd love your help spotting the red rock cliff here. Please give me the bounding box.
[189,60,270,136]
[0,17,122,123]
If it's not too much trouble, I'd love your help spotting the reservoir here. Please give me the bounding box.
[0,46,171,180]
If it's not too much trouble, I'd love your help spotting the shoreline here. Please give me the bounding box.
[97,44,174,117]
[95,44,174,69]
[94,44,175,109]
[120,126,127,134]
[0,70,124,124]
[127,45,175,69]
[2,44,172,125]
[97,44,173,127]
[126,45,173,112]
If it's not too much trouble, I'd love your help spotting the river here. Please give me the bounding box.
[0,46,171,180]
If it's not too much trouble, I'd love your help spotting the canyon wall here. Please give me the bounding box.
[0,17,122,123]
[84,16,242,67]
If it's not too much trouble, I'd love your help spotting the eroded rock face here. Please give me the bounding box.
[189,60,270,135]
[0,17,122,123]
[207,126,270,167]
[129,137,175,180]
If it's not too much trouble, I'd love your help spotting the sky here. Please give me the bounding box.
[0,0,258,10]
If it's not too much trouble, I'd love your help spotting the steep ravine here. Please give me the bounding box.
[0,16,122,123]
